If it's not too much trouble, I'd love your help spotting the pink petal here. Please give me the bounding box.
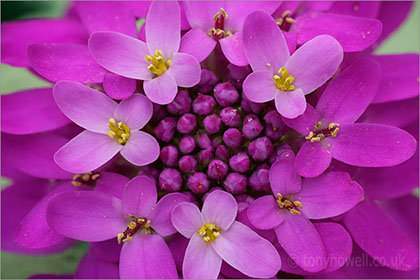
[1,88,70,135]
[120,131,160,166]
[179,27,216,63]
[317,58,381,125]
[247,195,285,230]
[270,152,301,195]
[282,103,320,136]
[75,252,120,279]
[53,81,117,133]
[220,32,248,66]
[325,123,417,167]
[296,172,364,219]
[167,52,201,87]
[46,191,125,242]
[89,239,122,264]
[202,190,238,231]
[212,221,281,278]
[171,202,205,238]
[291,12,382,52]
[148,193,190,236]
[274,88,307,119]
[146,1,180,59]
[143,72,178,105]
[122,176,157,218]
[54,130,122,174]
[167,233,189,272]
[243,70,277,102]
[242,11,290,72]
[295,141,332,178]
[183,2,223,32]
[114,94,153,130]
[284,35,343,95]
[183,233,222,279]
[88,31,153,80]
[120,233,178,279]
[103,73,136,100]
[275,213,327,272]
[329,1,381,18]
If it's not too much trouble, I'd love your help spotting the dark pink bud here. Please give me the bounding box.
[198,69,218,93]
[179,155,197,173]
[214,82,239,106]
[192,94,216,115]
[207,159,229,180]
[179,135,196,154]
[160,145,179,167]
[249,164,270,192]
[167,90,191,115]
[224,172,247,194]
[229,152,251,173]
[198,147,214,166]
[220,107,241,127]
[223,128,242,151]
[215,144,229,161]
[177,113,197,134]
[137,166,159,183]
[196,131,212,149]
[151,103,167,122]
[248,136,274,162]
[155,117,177,142]
[187,172,210,194]
[264,110,286,141]
[242,114,263,139]
[159,168,182,192]
[203,114,222,134]
[241,94,264,114]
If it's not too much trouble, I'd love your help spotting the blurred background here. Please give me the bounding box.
[1,1,419,278]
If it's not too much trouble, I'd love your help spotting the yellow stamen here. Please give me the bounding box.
[107,118,130,145]
[290,208,302,215]
[273,67,296,91]
[145,49,170,77]
[305,131,314,140]
[276,193,303,215]
[198,223,221,243]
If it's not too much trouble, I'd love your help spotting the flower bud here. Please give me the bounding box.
[268,145,294,165]
[248,136,274,162]
[235,194,256,211]
[264,110,286,141]
[192,94,216,115]
[207,159,229,180]
[155,117,177,142]
[219,107,241,127]
[214,82,239,106]
[249,164,270,192]
[196,131,212,149]
[167,90,191,115]
[198,147,214,166]
[179,135,196,154]
[224,172,247,194]
[159,168,182,192]
[223,128,242,151]
[198,69,218,93]
[151,103,167,122]
[187,172,210,194]
[178,155,197,173]
[215,144,229,161]
[229,152,251,173]
[160,145,179,167]
[241,94,264,114]
[227,63,251,82]
[212,136,222,148]
[202,186,224,202]
[182,191,199,206]
[137,166,159,183]
[177,113,197,134]
[242,114,263,139]
[203,114,222,135]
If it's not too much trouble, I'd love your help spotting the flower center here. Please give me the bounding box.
[71,172,100,187]
[209,8,232,40]
[273,67,296,91]
[107,118,130,145]
[305,122,340,142]
[276,193,303,215]
[198,222,221,243]
[275,10,296,30]
[145,49,171,77]
[117,217,151,244]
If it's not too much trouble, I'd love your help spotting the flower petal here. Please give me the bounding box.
[28,43,107,84]
[243,70,277,103]
[120,233,178,279]
[53,80,117,133]
[295,141,332,178]
[282,103,320,136]
[220,32,248,66]
[75,252,120,279]
[179,27,216,63]
[114,94,153,131]
[202,190,238,231]
[143,72,178,105]
[146,1,180,59]
[270,152,302,195]
[54,130,122,174]
[183,2,222,32]
[122,176,157,218]
[183,233,222,279]
[89,239,122,264]
[284,35,343,95]
[275,88,307,119]
[212,221,281,278]
[167,52,201,87]
[296,172,364,219]
[103,73,136,100]
[88,31,153,80]
[46,191,125,242]
[171,202,205,238]
[242,11,290,72]
[247,195,285,230]
[120,131,160,166]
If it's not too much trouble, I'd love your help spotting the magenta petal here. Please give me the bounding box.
[275,213,327,272]
[202,190,238,231]
[285,35,343,95]
[75,252,120,279]
[146,1,180,59]
[171,202,205,238]
[242,11,290,72]
[103,73,136,100]
[88,31,153,80]
[297,172,364,219]
[167,233,189,272]
[114,94,153,130]
[53,80,117,133]
[243,70,277,103]
[120,233,178,279]
[46,191,125,242]
[220,32,248,66]
[325,123,417,167]
[282,103,320,136]
[377,1,413,45]
[28,43,106,84]
[270,154,301,195]
[183,233,222,279]
[317,58,381,125]
[122,176,157,218]
[292,13,382,52]
[344,200,419,271]
[329,1,381,18]
[167,52,201,87]
[89,239,122,264]
[143,72,178,105]
[247,195,285,230]
[120,131,160,166]
[183,2,223,32]
[1,88,71,135]
[295,141,332,178]
[179,27,216,63]
[54,130,122,173]
[212,221,281,278]
[275,88,307,119]
[148,193,189,236]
